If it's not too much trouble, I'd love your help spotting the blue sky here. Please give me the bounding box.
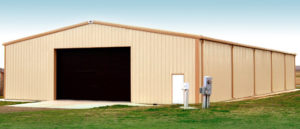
[0,0,300,67]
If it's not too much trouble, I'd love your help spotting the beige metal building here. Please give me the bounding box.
[2,21,296,104]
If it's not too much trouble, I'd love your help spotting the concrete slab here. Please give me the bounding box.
[9,100,150,109]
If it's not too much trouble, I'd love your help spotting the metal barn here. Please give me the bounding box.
[2,21,296,104]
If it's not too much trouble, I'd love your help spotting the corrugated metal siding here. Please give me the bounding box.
[5,24,196,104]
[131,30,196,104]
[255,50,272,95]
[285,55,295,90]
[6,37,53,100]
[233,46,254,98]
[203,40,232,102]
[272,52,285,92]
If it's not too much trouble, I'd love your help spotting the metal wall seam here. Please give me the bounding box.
[253,49,256,96]
[231,45,234,99]
[271,52,273,92]
[4,46,6,99]
[195,39,200,104]
[295,56,297,89]
[284,54,287,90]
[200,39,204,103]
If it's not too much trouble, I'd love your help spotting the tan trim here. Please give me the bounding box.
[3,22,89,46]
[93,21,201,39]
[2,20,296,55]
[231,46,234,98]
[271,52,273,92]
[253,49,256,96]
[201,38,295,55]
[284,54,287,90]
[3,46,6,99]
[195,39,200,104]
[54,49,57,100]
[200,40,204,103]
[130,47,132,102]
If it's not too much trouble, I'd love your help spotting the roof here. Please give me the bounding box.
[2,20,296,55]
[296,66,300,71]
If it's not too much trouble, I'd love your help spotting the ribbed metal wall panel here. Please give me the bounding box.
[272,52,285,92]
[233,46,254,98]
[5,24,195,104]
[203,40,232,102]
[255,50,272,95]
[130,31,196,104]
[285,55,295,90]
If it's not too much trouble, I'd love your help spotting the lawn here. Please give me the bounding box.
[0,91,299,129]
[0,101,26,106]
[0,96,28,106]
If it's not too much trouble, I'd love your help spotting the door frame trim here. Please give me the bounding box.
[171,73,185,104]
[53,46,131,101]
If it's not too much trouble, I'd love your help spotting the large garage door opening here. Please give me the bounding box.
[56,47,131,101]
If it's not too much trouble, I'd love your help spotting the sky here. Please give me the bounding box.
[0,0,299,68]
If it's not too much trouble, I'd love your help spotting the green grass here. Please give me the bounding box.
[0,96,28,106]
[0,91,299,129]
[94,104,135,109]
[0,101,26,106]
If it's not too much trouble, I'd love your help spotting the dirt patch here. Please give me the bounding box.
[0,106,63,113]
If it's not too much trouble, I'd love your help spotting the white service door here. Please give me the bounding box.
[172,75,184,104]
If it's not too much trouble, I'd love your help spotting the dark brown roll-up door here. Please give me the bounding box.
[56,47,130,101]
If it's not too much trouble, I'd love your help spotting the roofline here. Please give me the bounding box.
[2,21,89,46]
[2,20,296,55]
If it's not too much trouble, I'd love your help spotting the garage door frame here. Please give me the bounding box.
[53,47,131,101]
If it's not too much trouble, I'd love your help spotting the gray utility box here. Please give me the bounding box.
[200,76,212,109]
[200,76,212,95]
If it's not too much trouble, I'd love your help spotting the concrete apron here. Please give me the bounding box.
[8,100,150,109]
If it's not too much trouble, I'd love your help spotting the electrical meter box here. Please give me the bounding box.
[200,76,212,95]
[183,83,189,90]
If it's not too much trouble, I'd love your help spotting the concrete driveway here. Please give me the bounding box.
[9,100,149,109]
